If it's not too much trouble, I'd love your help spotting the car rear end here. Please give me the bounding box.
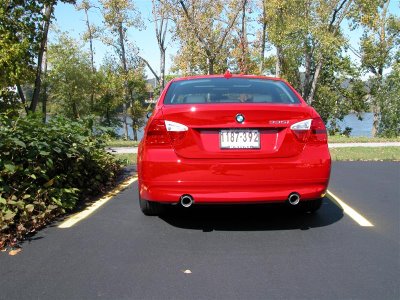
[137,75,331,213]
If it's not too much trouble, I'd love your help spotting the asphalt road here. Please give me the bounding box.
[1,162,399,300]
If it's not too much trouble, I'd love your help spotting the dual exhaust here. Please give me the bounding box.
[179,193,301,207]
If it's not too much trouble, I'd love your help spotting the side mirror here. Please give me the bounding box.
[146,111,152,119]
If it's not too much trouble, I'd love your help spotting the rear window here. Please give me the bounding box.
[163,78,301,104]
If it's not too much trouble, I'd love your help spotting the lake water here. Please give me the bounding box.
[117,113,374,140]
[331,112,373,137]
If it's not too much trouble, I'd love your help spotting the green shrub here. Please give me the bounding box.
[0,113,121,247]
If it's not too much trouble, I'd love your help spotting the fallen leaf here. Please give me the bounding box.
[8,248,22,256]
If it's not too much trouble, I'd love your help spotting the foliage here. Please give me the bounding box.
[0,1,37,83]
[96,59,124,128]
[0,113,121,247]
[113,153,137,166]
[47,33,94,119]
[376,63,400,137]
[313,56,369,131]
[355,0,400,136]
[170,0,245,75]
[0,0,43,106]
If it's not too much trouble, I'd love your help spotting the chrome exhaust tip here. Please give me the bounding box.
[288,192,300,205]
[180,195,194,208]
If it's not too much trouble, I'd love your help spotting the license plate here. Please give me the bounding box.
[220,130,260,149]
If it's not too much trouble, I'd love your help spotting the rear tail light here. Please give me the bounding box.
[146,119,170,145]
[291,119,312,142]
[310,117,328,142]
[165,120,188,143]
[291,118,327,143]
[145,119,188,145]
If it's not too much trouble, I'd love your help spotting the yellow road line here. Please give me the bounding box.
[58,176,138,229]
[327,190,374,227]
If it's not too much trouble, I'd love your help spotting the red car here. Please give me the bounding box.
[137,73,331,215]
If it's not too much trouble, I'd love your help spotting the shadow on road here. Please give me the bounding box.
[159,197,343,231]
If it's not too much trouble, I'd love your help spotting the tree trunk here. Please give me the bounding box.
[84,7,96,111]
[276,46,282,77]
[133,127,138,141]
[259,23,267,74]
[239,0,248,73]
[30,3,53,113]
[42,41,48,123]
[371,105,379,137]
[302,43,312,98]
[72,101,80,119]
[106,107,111,127]
[306,60,323,105]
[208,57,214,75]
[118,22,130,140]
[16,84,29,114]
[259,0,267,74]
[160,49,165,90]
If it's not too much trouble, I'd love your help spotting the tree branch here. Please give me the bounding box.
[178,0,212,56]
[140,56,160,82]
[16,84,29,114]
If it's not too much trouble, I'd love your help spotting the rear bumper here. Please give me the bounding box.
[138,144,331,204]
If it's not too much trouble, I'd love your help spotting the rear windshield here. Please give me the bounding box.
[163,78,301,104]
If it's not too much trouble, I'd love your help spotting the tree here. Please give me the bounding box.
[312,56,369,133]
[127,68,148,141]
[96,58,124,128]
[262,0,355,103]
[100,0,142,139]
[152,0,170,90]
[230,0,258,74]
[258,0,268,74]
[354,0,400,136]
[47,33,93,119]
[0,0,76,113]
[30,3,54,113]
[76,0,100,110]
[0,0,43,112]
[375,62,400,137]
[173,0,245,74]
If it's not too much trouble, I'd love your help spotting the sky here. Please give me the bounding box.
[53,0,177,78]
[53,0,400,78]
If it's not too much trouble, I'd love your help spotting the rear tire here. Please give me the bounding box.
[299,198,323,213]
[139,195,163,216]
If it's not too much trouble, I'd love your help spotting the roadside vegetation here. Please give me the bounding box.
[0,114,122,248]
[107,140,140,147]
[115,154,138,166]
[330,147,400,161]
[328,136,400,143]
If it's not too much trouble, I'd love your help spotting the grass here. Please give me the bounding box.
[114,153,137,166]
[106,140,140,147]
[329,147,400,161]
[113,147,400,165]
[328,136,400,143]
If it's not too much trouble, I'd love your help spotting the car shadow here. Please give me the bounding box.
[159,197,343,231]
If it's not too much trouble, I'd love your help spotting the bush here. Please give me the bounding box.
[0,113,122,247]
